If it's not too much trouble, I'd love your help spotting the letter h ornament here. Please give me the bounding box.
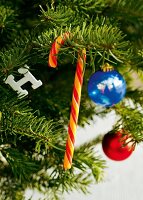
[5,65,42,97]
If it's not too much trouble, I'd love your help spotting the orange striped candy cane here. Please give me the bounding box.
[48,33,86,170]
[48,32,70,68]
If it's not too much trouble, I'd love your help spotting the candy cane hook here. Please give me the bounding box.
[48,33,86,170]
[48,32,70,68]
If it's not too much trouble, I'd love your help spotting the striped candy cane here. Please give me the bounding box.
[48,34,86,170]
[48,32,70,68]
[64,49,86,170]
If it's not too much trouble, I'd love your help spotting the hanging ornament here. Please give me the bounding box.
[48,33,86,170]
[87,63,126,107]
[102,129,135,161]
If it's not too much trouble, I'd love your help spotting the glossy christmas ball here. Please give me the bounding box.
[102,130,134,161]
[87,70,126,107]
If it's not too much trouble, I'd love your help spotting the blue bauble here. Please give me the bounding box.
[87,70,126,107]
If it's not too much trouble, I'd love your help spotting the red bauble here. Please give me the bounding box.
[102,130,134,161]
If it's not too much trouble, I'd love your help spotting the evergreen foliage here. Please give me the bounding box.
[0,0,143,199]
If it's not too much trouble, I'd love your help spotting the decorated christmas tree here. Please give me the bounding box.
[0,0,143,199]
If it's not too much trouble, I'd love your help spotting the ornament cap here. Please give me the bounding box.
[101,63,114,72]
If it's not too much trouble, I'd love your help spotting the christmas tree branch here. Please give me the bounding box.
[115,102,143,143]
[0,89,65,154]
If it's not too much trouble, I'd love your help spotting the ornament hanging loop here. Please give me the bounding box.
[101,63,114,72]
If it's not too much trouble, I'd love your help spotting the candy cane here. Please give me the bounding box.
[48,32,70,68]
[48,33,86,170]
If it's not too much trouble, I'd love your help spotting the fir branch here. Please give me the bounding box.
[0,176,24,200]
[110,0,143,23]
[0,47,29,77]
[126,90,143,105]
[34,21,131,66]
[39,5,75,28]
[0,90,65,153]
[74,135,106,183]
[89,24,130,59]
[1,147,40,181]
[115,102,143,143]
[0,5,16,31]
[31,167,92,199]
[0,5,18,48]
[61,0,108,16]
[133,49,143,71]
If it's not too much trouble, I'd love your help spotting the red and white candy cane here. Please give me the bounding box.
[48,33,86,170]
